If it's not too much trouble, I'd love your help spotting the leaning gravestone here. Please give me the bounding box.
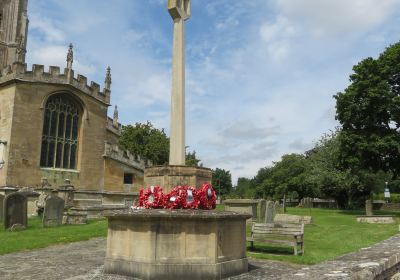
[4,192,27,230]
[265,200,275,223]
[0,194,4,222]
[365,200,373,216]
[43,196,65,227]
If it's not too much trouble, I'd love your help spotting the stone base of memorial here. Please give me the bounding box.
[104,209,251,280]
[144,165,212,193]
[356,215,395,224]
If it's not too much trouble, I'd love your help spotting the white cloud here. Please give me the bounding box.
[274,0,400,37]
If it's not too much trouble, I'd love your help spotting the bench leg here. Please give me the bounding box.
[250,241,254,249]
[294,245,298,256]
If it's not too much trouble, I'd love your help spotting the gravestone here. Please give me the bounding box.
[264,200,275,223]
[43,195,65,227]
[259,199,266,222]
[274,201,282,215]
[365,200,373,216]
[4,192,27,230]
[0,194,4,222]
[304,197,313,208]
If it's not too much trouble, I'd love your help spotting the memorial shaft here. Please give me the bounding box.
[169,17,186,165]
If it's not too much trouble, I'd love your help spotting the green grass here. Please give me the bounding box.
[247,207,400,264]
[0,217,107,255]
[1,207,399,266]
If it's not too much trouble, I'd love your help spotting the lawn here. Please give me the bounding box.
[0,207,399,266]
[0,217,107,255]
[247,207,400,264]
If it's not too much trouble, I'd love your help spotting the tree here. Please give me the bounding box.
[334,42,400,177]
[235,177,254,198]
[261,154,314,200]
[119,121,169,165]
[212,168,232,197]
[186,150,202,167]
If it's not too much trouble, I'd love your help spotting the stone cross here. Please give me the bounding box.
[167,0,191,165]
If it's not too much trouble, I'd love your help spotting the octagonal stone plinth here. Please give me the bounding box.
[104,209,251,280]
[144,165,212,193]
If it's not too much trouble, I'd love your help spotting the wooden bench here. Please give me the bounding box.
[247,223,304,255]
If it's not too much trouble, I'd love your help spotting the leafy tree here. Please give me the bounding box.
[261,154,314,200]
[119,121,169,165]
[334,42,400,177]
[186,150,202,167]
[212,168,232,197]
[235,177,255,198]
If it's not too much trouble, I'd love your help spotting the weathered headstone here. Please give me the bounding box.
[4,192,27,230]
[365,200,373,216]
[43,196,65,227]
[259,199,266,222]
[303,197,313,208]
[274,201,282,215]
[0,194,4,222]
[264,200,275,223]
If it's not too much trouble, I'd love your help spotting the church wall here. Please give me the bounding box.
[104,158,143,193]
[0,84,16,186]
[6,81,108,190]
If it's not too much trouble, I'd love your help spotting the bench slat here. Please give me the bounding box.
[249,222,305,256]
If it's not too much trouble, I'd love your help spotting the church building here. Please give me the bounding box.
[0,0,147,192]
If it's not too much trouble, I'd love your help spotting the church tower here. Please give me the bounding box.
[0,0,29,69]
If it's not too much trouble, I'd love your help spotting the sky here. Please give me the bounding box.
[26,0,400,185]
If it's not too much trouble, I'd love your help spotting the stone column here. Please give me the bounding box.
[168,0,190,166]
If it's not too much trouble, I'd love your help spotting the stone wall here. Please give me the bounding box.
[0,83,15,186]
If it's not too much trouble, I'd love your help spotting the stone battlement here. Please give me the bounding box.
[103,142,150,170]
[106,117,121,136]
[0,62,110,105]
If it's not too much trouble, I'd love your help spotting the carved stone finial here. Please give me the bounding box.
[168,0,191,20]
[113,105,119,128]
[66,43,74,69]
[105,66,112,90]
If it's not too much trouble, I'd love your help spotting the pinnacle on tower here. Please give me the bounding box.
[105,66,112,90]
[0,0,29,69]
[66,43,74,69]
[113,105,119,128]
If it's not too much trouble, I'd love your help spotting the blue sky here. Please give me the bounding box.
[26,0,400,184]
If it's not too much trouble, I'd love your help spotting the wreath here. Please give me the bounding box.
[137,184,215,210]
[163,185,200,209]
[198,183,216,210]
[141,185,164,209]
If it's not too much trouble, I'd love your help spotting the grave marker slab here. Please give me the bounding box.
[274,201,282,215]
[43,196,65,227]
[274,213,312,224]
[4,192,27,230]
[365,200,373,216]
[0,194,4,222]
[264,200,275,223]
[259,199,266,222]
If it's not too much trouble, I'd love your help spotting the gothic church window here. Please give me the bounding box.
[40,94,80,169]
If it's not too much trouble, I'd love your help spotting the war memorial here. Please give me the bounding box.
[1,1,400,280]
